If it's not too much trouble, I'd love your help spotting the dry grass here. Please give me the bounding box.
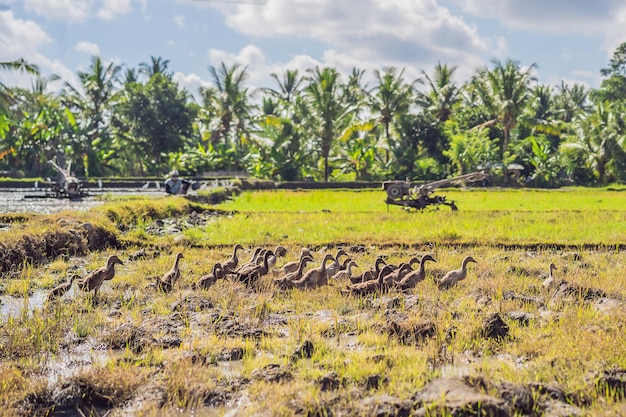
[1,190,626,415]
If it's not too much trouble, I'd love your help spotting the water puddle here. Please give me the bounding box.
[46,346,127,383]
[0,289,48,317]
[438,352,527,378]
[217,360,244,379]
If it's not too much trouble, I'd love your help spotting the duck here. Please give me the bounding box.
[235,247,263,273]
[157,252,184,292]
[275,255,315,289]
[268,245,288,269]
[341,265,394,296]
[382,263,413,289]
[47,274,80,302]
[395,255,436,291]
[354,257,387,284]
[542,263,557,288]
[222,244,245,274]
[325,248,349,279]
[333,260,358,281]
[437,256,477,289]
[387,256,420,272]
[238,250,274,285]
[77,255,124,302]
[277,248,314,276]
[193,263,225,290]
[291,253,335,289]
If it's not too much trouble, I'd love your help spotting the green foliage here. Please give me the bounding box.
[443,123,499,175]
[112,73,196,175]
[4,44,626,187]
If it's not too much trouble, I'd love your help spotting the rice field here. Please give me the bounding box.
[0,186,625,416]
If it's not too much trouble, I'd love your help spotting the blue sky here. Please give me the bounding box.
[1,0,625,96]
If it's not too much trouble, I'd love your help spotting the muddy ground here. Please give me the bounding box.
[1,206,626,416]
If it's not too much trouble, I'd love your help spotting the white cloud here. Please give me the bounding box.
[174,15,185,27]
[219,0,491,62]
[22,0,138,22]
[75,41,100,56]
[22,0,90,22]
[97,0,133,20]
[452,0,626,34]
[0,11,77,89]
[173,71,211,99]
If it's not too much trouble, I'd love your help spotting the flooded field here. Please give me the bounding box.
[0,189,161,215]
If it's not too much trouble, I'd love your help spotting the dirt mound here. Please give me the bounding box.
[0,220,119,276]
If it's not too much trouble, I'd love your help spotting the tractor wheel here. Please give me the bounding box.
[386,184,403,200]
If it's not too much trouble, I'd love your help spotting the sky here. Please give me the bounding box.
[1,0,625,97]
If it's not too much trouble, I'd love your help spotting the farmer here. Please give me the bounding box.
[164,170,191,195]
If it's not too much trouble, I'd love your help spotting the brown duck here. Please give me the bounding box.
[325,248,349,279]
[77,255,124,302]
[47,274,80,302]
[237,250,273,285]
[222,244,245,274]
[235,247,263,273]
[333,260,358,281]
[156,252,184,292]
[437,256,477,289]
[542,263,557,289]
[268,245,288,269]
[291,253,335,289]
[278,248,313,276]
[354,257,387,284]
[341,265,394,296]
[395,255,436,291]
[275,255,315,290]
[193,263,225,290]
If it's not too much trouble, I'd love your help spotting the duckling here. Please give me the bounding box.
[437,256,477,289]
[542,263,557,289]
[342,265,394,296]
[291,253,335,289]
[222,244,245,274]
[275,255,315,289]
[193,263,225,290]
[278,248,314,276]
[47,274,80,302]
[382,263,413,288]
[157,252,184,292]
[235,247,263,273]
[77,255,124,303]
[268,245,288,269]
[339,257,353,271]
[238,250,274,285]
[354,257,387,284]
[395,255,436,291]
[333,260,358,281]
[325,248,349,279]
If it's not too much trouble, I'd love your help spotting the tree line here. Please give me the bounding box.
[1,43,626,186]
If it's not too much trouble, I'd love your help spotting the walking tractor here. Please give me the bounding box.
[383,171,490,211]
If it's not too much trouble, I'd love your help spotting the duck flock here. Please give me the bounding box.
[46,244,568,305]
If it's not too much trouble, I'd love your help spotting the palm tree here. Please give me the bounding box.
[368,67,415,163]
[63,55,121,175]
[471,59,537,154]
[139,56,171,79]
[266,69,304,110]
[562,101,626,184]
[122,68,139,85]
[304,66,353,181]
[1,59,39,107]
[415,62,461,122]
[205,61,252,154]
[554,82,590,123]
